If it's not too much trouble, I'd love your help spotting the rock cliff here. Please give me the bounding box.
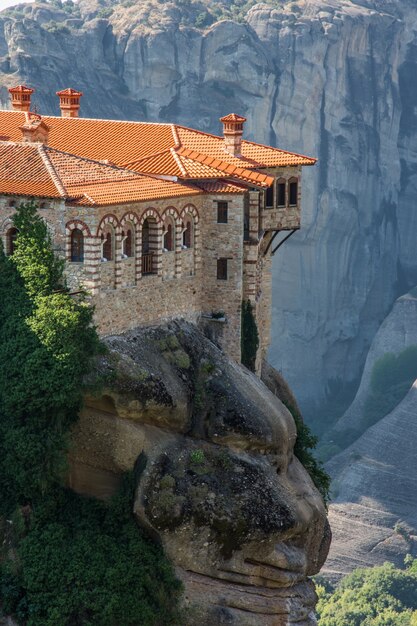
[323,288,417,579]
[69,320,330,625]
[1,0,417,414]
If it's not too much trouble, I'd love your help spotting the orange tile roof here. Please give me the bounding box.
[0,141,204,206]
[196,180,247,193]
[0,110,315,185]
[220,113,247,123]
[0,142,62,198]
[69,177,202,206]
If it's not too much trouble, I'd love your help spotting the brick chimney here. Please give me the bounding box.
[220,113,247,157]
[19,112,49,144]
[56,88,83,118]
[8,85,34,112]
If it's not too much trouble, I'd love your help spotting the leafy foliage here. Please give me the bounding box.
[317,560,417,626]
[283,398,330,503]
[1,482,182,626]
[241,300,259,372]
[0,202,98,509]
[0,202,181,625]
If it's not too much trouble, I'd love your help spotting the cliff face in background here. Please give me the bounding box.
[1,0,417,416]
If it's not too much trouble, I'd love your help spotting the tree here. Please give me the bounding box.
[317,561,417,626]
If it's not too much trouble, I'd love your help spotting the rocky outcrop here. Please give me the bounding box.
[69,321,330,625]
[322,288,417,579]
[1,0,417,414]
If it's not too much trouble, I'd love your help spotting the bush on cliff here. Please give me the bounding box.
[0,202,181,625]
[317,560,417,626]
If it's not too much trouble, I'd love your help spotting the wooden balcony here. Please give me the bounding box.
[142,252,156,275]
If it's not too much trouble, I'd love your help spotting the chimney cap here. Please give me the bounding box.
[220,113,247,123]
[8,84,35,95]
[56,87,83,97]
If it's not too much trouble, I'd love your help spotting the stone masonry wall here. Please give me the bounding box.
[200,193,245,362]
[0,168,301,367]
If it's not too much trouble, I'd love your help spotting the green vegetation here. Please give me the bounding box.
[0,481,182,626]
[362,346,417,430]
[282,397,330,504]
[317,559,417,626]
[0,202,181,625]
[241,299,259,372]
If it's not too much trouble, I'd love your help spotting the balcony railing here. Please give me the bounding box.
[142,252,156,275]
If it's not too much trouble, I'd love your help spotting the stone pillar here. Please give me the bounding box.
[114,230,123,289]
[248,191,260,241]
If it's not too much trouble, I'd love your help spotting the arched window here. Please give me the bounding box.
[277,179,286,207]
[163,220,174,251]
[6,227,18,256]
[265,184,274,208]
[122,228,134,258]
[39,201,48,210]
[101,231,113,261]
[182,218,193,248]
[8,199,16,209]
[70,228,84,262]
[289,178,298,206]
[141,217,157,275]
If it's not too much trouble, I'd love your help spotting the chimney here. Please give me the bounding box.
[56,88,83,118]
[220,113,246,157]
[8,85,34,112]
[19,112,49,144]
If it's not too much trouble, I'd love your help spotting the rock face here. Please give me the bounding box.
[2,0,417,413]
[323,289,417,579]
[69,321,330,625]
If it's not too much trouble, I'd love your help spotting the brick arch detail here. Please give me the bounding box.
[1,216,15,234]
[138,207,162,227]
[161,206,181,227]
[180,203,199,223]
[120,212,139,227]
[96,214,120,236]
[65,219,92,237]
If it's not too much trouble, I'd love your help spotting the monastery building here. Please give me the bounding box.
[0,85,316,370]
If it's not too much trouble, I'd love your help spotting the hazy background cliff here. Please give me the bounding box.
[0,0,416,420]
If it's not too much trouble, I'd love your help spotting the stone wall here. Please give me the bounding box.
[0,176,300,365]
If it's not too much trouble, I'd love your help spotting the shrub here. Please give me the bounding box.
[317,561,417,626]
[0,483,182,626]
[0,202,182,624]
[241,300,259,372]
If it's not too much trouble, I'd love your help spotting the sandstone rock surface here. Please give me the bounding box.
[1,0,417,413]
[69,321,330,625]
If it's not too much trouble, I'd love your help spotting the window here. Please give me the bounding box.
[289,179,298,206]
[70,228,84,262]
[102,232,113,261]
[277,181,286,207]
[6,227,18,256]
[163,222,174,251]
[217,258,228,280]
[182,218,192,248]
[122,228,133,257]
[8,199,16,208]
[217,201,228,224]
[265,184,274,208]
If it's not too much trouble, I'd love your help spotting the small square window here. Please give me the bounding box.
[217,258,228,280]
[217,201,228,224]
